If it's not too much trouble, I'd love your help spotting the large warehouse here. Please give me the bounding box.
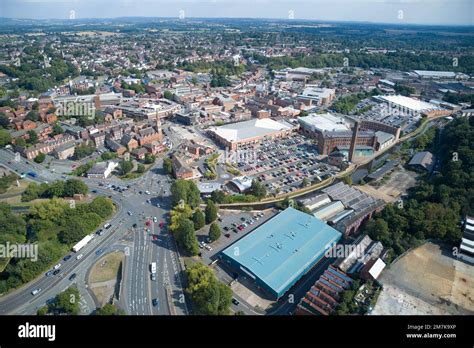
[221,207,342,299]
[207,118,294,150]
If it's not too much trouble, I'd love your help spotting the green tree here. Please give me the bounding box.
[193,208,205,230]
[163,157,173,175]
[205,200,218,224]
[170,180,200,209]
[95,303,124,315]
[365,218,390,245]
[209,223,221,242]
[63,179,88,197]
[163,90,174,100]
[176,217,199,256]
[0,112,9,128]
[51,122,64,136]
[25,110,39,122]
[87,196,114,218]
[136,164,145,173]
[186,262,232,315]
[120,160,133,175]
[0,129,12,147]
[37,306,49,315]
[14,137,26,147]
[249,180,266,199]
[27,131,38,145]
[211,190,226,204]
[51,287,80,315]
[144,153,156,164]
[34,152,46,163]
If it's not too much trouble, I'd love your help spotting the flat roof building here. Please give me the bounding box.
[207,118,294,150]
[221,207,342,299]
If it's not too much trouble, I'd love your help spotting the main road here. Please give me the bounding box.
[0,149,187,316]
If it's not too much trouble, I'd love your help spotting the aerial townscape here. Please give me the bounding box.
[0,1,473,331]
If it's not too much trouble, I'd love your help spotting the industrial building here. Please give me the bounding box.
[298,113,377,156]
[295,265,353,316]
[207,118,295,150]
[220,207,342,299]
[319,182,385,236]
[373,95,452,118]
[408,151,435,172]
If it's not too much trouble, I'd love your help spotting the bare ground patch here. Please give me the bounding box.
[88,252,124,306]
[356,167,418,203]
[372,242,474,315]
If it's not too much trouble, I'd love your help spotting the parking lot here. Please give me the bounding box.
[196,209,277,265]
[232,135,340,195]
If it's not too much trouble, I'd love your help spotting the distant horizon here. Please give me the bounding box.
[1,0,472,26]
[1,15,473,28]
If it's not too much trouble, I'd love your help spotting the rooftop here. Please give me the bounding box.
[377,95,441,112]
[298,113,350,133]
[209,118,292,142]
[221,207,342,297]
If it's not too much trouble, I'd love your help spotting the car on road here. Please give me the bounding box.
[53,263,61,270]
[151,273,156,281]
[153,217,157,222]
[104,223,112,229]
[232,298,240,305]
[63,255,72,262]
[152,298,159,307]
[68,273,77,281]
[96,229,104,236]
[145,190,151,195]
[45,270,53,277]
[76,253,84,260]
[127,211,133,216]
[31,288,42,296]
[132,223,137,228]
[156,203,160,208]
[95,248,104,256]
[53,269,61,276]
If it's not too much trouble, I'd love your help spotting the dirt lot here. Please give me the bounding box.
[356,167,418,203]
[372,242,474,315]
[88,251,124,306]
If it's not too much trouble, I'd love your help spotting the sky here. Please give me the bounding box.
[0,0,473,25]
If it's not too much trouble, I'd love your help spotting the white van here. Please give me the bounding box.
[76,254,84,260]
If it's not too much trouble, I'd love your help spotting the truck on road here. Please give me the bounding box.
[72,234,95,252]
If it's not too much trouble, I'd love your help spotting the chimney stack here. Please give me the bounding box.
[349,121,359,162]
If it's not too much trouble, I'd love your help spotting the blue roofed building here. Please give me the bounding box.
[220,207,342,299]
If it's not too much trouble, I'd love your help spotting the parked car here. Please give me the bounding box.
[45,270,53,277]
[53,263,61,270]
[232,298,240,305]
[53,269,61,276]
